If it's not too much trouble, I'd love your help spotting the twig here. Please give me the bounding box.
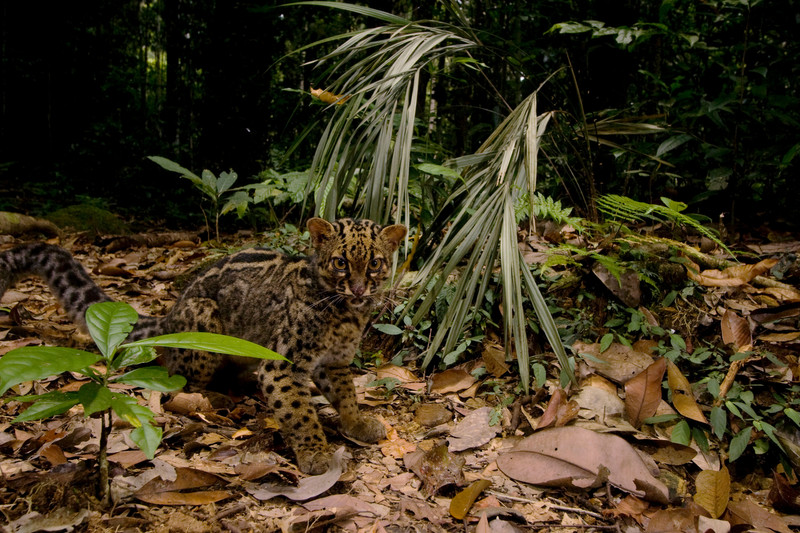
[486,491,605,520]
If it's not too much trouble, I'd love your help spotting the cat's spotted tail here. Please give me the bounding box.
[0,243,114,329]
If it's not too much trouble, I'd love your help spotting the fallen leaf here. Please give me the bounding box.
[592,262,641,307]
[450,479,491,519]
[405,444,465,496]
[769,471,800,513]
[246,447,346,501]
[686,258,779,287]
[496,426,669,504]
[376,364,419,384]
[541,388,580,428]
[694,466,731,518]
[667,360,707,424]
[624,358,666,427]
[414,403,452,427]
[603,495,649,524]
[482,338,510,377]
[727,497,792,533]
[303,494,381,515]
[697,515,732,533]
[431,368,476,394]
[721,309,751,349]
[573,341,654,383]
[135,467,232,505]
[7,509,89,533]
[447,407,501,451]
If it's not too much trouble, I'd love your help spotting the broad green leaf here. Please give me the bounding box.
[147,156,202,183]
[671,419,691,445]
[643,413,680,424]
[111,346,158,371]
[13,392,81,422]
[373,323,403,335]
[710,406,727,439]
[85,302,138,359]
[110,394,154,428]
[416,163,462,180]
[656,134,692,157]
[599,333,614,352]
[729,427,752,461]
[122,332,287,360]
[131,423,163,460]
[0,347,101,395]
[785,407,800,427]
[78,382,113,416]
[216,170,238,195]
[114,367,187,392]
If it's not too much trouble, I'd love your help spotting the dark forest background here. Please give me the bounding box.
[1,0,798,229]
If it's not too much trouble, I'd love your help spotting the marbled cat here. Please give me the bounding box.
[0,218,406,474]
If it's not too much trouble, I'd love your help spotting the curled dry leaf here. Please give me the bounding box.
[245,447,346,501]
[666,360,707,424]
[540,388,580,428]
[693,466,730,519]
[685,257,779,287]
[721,309,751,349]
[310,87,351,105]
[624,358,667,427]
[431,368,476,394]
[496,426,669,504]
[449,479,492,519]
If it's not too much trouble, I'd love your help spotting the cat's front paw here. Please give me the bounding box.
[295,445,332,475]
[342,416,387,443]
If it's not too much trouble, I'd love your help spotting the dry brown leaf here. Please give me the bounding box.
[759,331,800,343]
[246,447,346,501]
[727,497,792,533]
[686,257,779,287]
[431,368,476,394]
[592,262,641,307]
[310,87,351,105]
[573,341,654,383]
[694,466,730,518]
[496,426,669,503]
[624,358,666,427]
[376,364,419,384]
[449,479,491,519]
[404,444,465,497]
[603,495,649,524]
[769,471,800,513]
[482,339,510,377]
[447,407,501,451]
[721,309,751,349]
[667,360,707,424]
[135,467,231,505]
[303,494,381,515]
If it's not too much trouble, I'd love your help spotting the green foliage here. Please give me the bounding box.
[597,194,733,256]
[0,301,284,500]
[148,156,239,241]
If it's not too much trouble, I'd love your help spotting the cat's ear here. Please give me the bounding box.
[380,224,407,252]
[307,218,336,248]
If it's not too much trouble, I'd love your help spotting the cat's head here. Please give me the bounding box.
[307,217,406,308]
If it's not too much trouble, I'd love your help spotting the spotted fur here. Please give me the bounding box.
[0,218,406,474]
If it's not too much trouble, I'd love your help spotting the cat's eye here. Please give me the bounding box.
[332,257,347,270]
[368,258,382,270]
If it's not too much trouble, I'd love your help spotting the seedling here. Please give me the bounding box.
[0,301,284,505]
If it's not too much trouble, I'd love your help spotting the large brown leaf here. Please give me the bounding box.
[496,426,669,503]
[624,358,666,427]
[135,467,232,505]
[685,258,779,287]
[667,360,707,424]
[721,309,751,349]
[693,467,730,518]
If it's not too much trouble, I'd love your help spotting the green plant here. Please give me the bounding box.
[148,156,239,241]
[0,301,284,505]
[597,194,734,256]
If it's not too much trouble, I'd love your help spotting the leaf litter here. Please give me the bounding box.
[0,226,800,532]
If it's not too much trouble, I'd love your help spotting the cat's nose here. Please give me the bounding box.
[351,283,365,297]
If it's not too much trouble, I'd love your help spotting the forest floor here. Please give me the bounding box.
[1,221,800,533]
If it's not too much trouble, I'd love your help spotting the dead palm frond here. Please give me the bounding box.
[296,2,575,389]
